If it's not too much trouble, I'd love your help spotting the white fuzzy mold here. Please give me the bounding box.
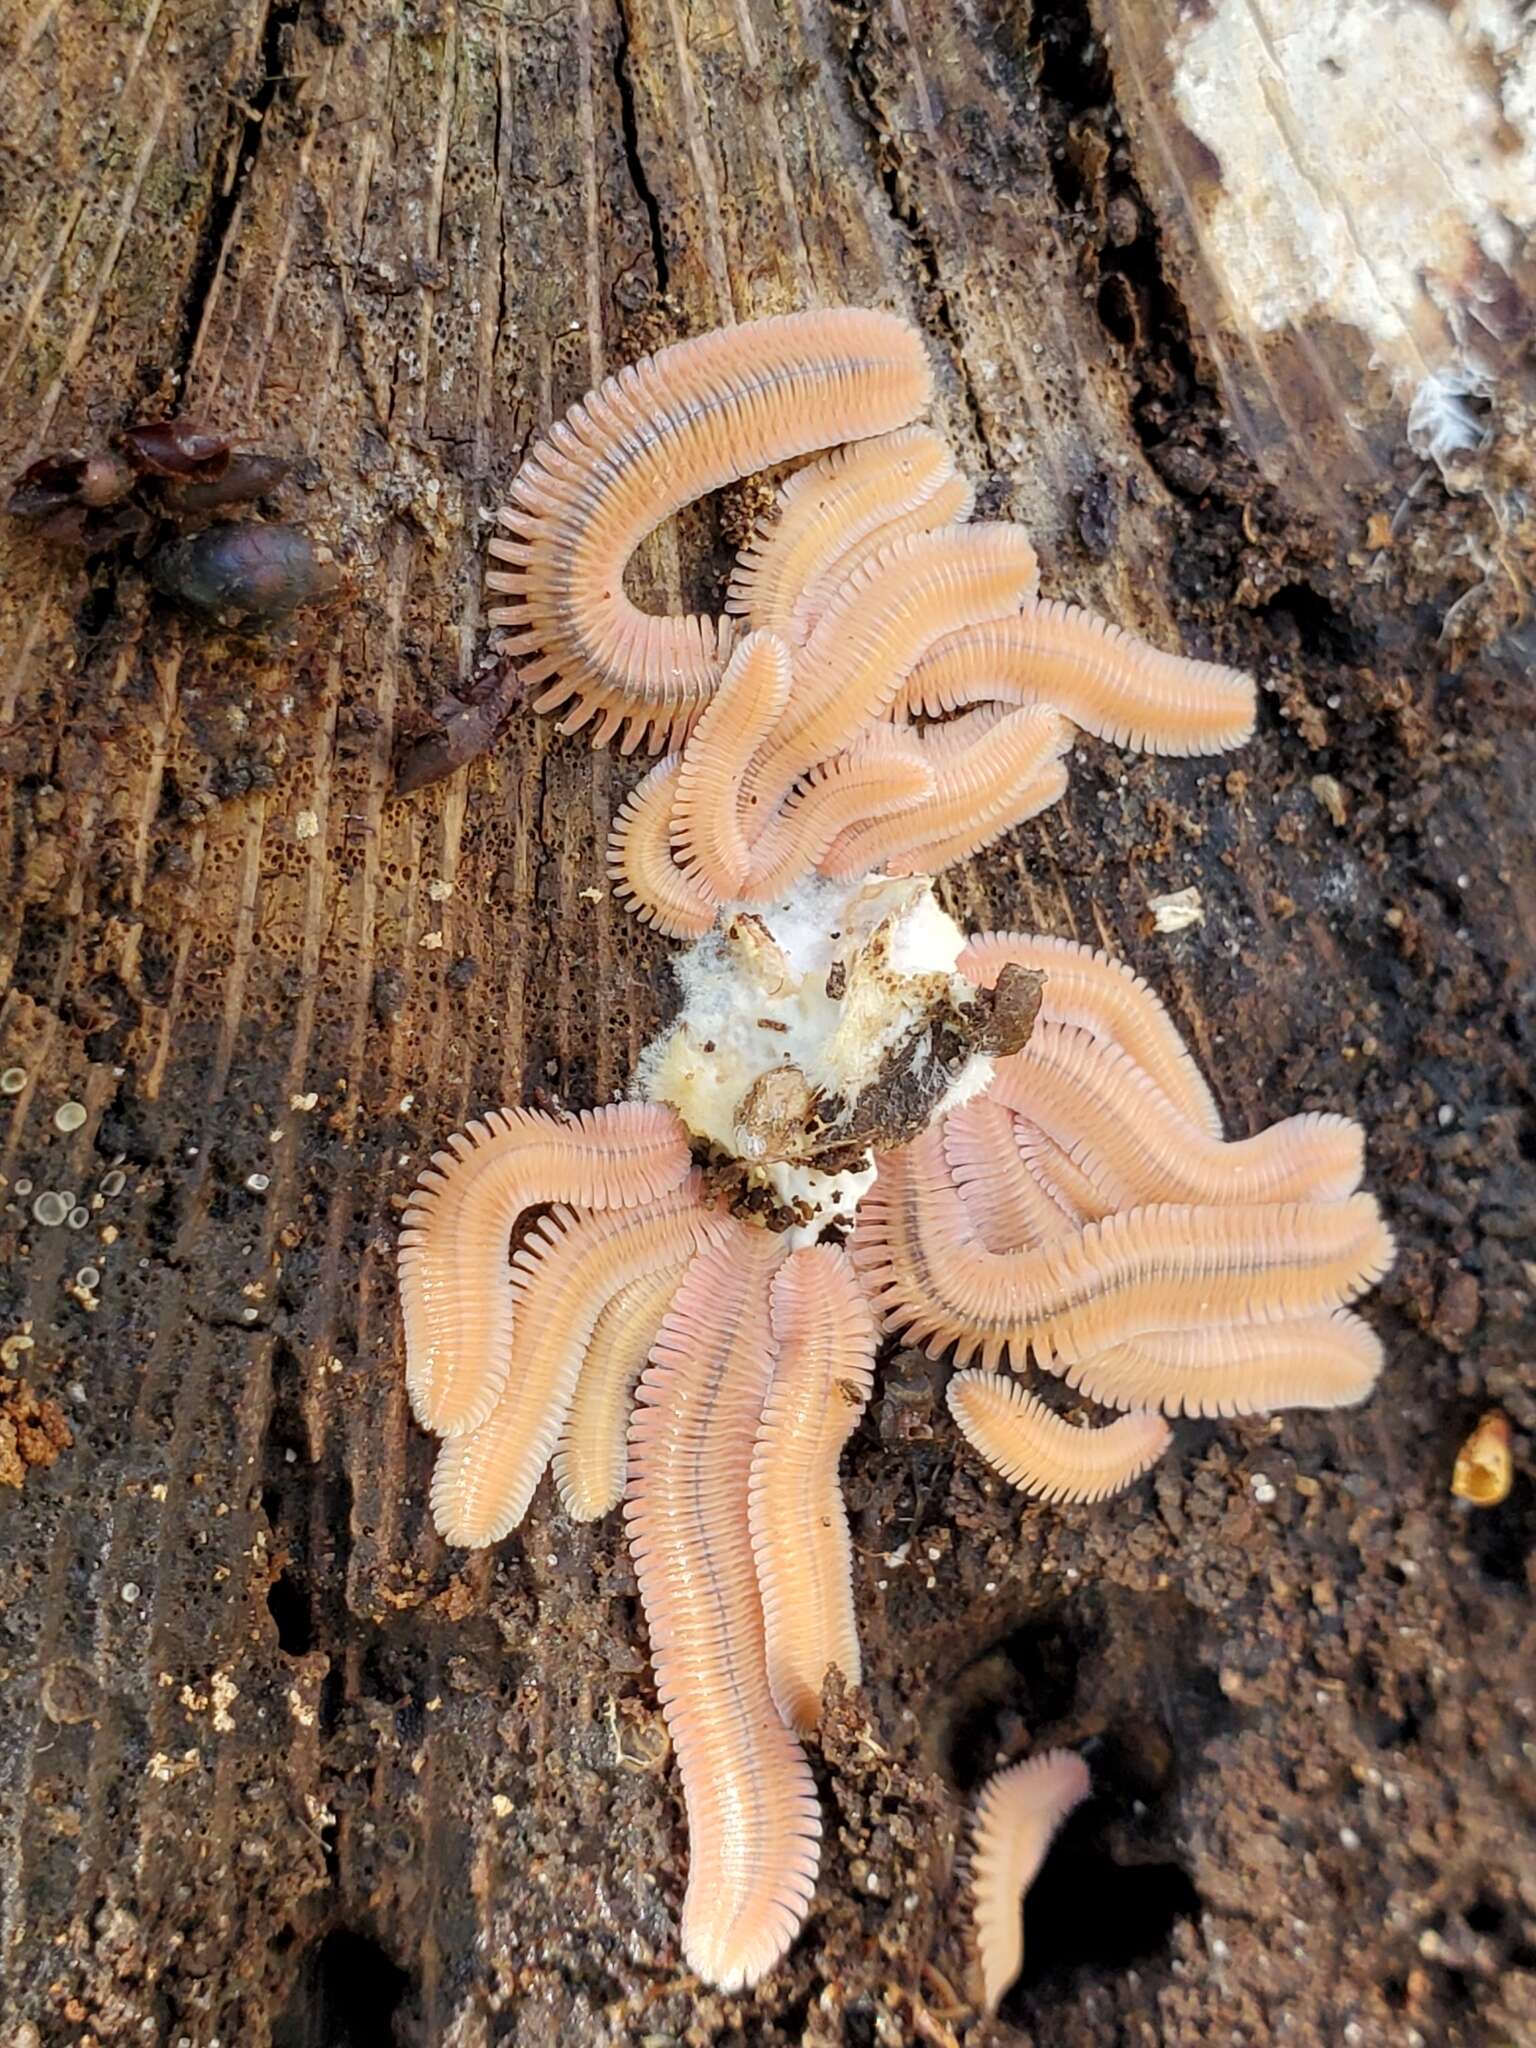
[637,874,1023,1242]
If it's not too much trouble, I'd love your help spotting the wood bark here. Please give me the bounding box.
[1,4,1531,2045]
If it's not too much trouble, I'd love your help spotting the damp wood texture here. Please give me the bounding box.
[1,4,1533,2046]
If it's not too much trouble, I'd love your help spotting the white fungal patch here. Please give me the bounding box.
[1148,885,1204,934]
[637,874,995,1239]
[1170,0,1536,443]
[1405,365,1495,466]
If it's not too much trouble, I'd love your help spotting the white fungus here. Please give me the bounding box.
[636,874,997,1244]
[1171,0,1536,465]
[1148,886,1205,933]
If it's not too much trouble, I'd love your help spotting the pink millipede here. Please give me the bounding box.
[738,731,935,903]
[669,630,794,900]
[486,307,933,755]
[749,1245,877,1734]
[957,931,1224,1138]
[726,425,973,645]
[607,755,720,938]
[968,1749,1092,2011]
[1058,1309,1385,1419]
[849,1127,1394,1371]
[1013,1114,1117,1224]
[985,1019,1366,1208]
[625,1229,821,1991]
[398,1101,692,1437]
[738,523,1040,818]
[552,1261,696,1521]
[942,1098,1082,1253]
[429,1189,725,1547]
[946,1370,1170,1504]
[894,603,1256,757]
[819,705,1072,880]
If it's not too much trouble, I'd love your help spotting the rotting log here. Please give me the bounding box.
[1,4,1533,2045]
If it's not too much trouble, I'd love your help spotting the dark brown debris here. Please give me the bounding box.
[975,963,1043,1058]
[394,671,522,793]
[118,417,233,480]
[7,420,294,560]
[8,450,137,518]
[160,451,293,511]
[812,968,1042,1160]
[148,522,342,621]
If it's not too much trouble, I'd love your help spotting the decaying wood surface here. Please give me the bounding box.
[1,4,1532,2045]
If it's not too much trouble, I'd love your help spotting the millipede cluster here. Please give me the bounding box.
[400,307,1394,2003]
[484,307,1251,937]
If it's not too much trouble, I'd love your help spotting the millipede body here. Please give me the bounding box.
[395,304,1393,2001]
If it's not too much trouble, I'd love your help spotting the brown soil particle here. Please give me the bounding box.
[0,1378,73,1488]
[2,0,1533,2044]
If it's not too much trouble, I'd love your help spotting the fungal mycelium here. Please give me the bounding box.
[400,307,1395,1998]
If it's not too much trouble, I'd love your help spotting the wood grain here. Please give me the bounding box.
[1,2,1531,2043]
